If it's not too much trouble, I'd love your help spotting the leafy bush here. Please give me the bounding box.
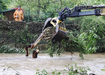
[77,16,105,53]
[46,31,78,57]
[9,25,39,45]
[36,63,91,75]
[78,30,99,53]
[0,14,5,20]
[0,45,23,53]
[24,15,34,22]
[0,0,7,10]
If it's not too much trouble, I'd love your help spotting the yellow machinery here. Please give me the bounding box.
[24,17,67,56]
[24,5,105,57]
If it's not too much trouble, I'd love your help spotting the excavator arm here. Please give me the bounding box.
[58,5,105,21]
[24,32,44,56]
[24,5,105,57]
[24,17,56,56]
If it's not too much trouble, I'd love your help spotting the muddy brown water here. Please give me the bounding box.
[0,52,105,75]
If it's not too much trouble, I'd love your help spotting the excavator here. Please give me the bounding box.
[24,5,105,57]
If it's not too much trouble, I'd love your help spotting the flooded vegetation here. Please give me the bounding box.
[0,52,105,75]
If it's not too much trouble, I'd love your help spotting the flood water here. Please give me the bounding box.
[0,52,105,75]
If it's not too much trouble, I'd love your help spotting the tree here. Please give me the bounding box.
[0,0,7,10]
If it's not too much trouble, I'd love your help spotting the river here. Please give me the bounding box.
[0,52,105,75]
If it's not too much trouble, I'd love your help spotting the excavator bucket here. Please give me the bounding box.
[42,17,67,43]
[52,26,67,42]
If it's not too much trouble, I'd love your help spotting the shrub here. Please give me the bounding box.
[0,45,23,53]
[36,63,91,75]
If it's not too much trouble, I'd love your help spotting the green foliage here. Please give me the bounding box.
[0,45,23,53]
[24,15,34,22]
[0,14,5,20]
[77,16,105,53]
[36,63,91,75]
[65,63,91,75]
[46,21,105,59]
[101,69,105,71]
[0,0,7,10]
[52,69,61,75]
[101,65,105,71]
[47,31,78,57]
[67,16,105,58]
[66,16,105,57]
[9,25,38,44]
[36,69,48,75]
[78,30,99,54]
[4,0,81,22]
[47,40,66,57]
[79,0,105,5]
